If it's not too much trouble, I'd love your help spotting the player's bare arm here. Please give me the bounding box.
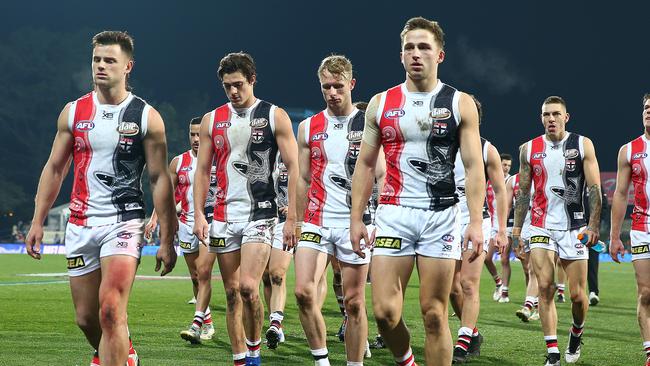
[143,107,178,276]
[25,103,74,260]
[192,112,214,243]
[294,120,311,237]
[486,144,508,254]
[610,145,630,263]
[145,157,179,239]
[458,92,486,261]
[513,143,531,237]
[582,137,602,246]
[350,93,382,258]
[274,107,299,248]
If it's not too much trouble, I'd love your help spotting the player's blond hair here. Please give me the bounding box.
[318,55,353,81]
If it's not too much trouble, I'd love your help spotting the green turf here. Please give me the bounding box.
[0,253,641,365]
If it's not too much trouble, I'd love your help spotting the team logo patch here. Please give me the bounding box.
[311,147,322,159]
[384,109,405,119]
[565,159,576,171]
[533,166,543,176]
[347,130,363,142]
[633,152,648,160]
[250,118,268,129]
[215,121,231,129]
[209,237,226,248]
[75,121,95,131]
[632,245,650,255]
[300,232,322,244]
[530,235,550,244]
[117,121,139,136]
[432,121,448,137]
[348,143,360,158]
[179,241,192,250]
[311,132,328,142]
[119,137,134,153]
[430,107,452,120]
[564,149,579,158]
[381,126,397,142]
[74,137,86,152]
[213,135,225,149]
[532,152,546,160]
[252,129,265,144]
[66,255,86,270]
[374,236,402,249]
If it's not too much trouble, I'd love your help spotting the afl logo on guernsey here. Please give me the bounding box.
[384,109,405,119]
[312,132,328,142]
[215,121,231,129]
[532,152,547,159]
[347,130,363,142]
[117,121,139,136]
[250,118,268,128]
[430,108,451,120]
[633,152,648,159]
[75,121,95,131]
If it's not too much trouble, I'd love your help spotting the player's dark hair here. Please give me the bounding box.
[543,95,567,109]
[500,153,513,161]
[189,117,202,126]
[400,17,445,49]
[218,52,256,83]
[354,101,368,111]
[92,31,134,59]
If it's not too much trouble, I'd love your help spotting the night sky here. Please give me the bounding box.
[2,0,648,171]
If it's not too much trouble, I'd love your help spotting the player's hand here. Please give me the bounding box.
[283,219,298,251]
[155,243,177,276]
[583,227,600,247]
[193,214,210,246]
[609,237,625,264]
[463,222,484,262]
[350,219,370,259]
[279,206,288,216]
[144,218,157,240]
[495,230,508,255]
[25,224,43,260]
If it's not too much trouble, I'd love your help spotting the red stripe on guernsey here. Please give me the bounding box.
[379,85,406,205]
[631,137,649,231]
[486,181,495,217]
[69,93,96,226]
[530,137,548,228]
[305,112,328,225]
[211,106,232,221]
[177,151,191,224]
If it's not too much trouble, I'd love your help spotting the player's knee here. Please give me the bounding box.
[239,281,258,303]
[269,272,284,286]
[99,301,125,331]
[460,278,478,297]
[224,286,240,310]
[639,288,650,308]
[422,306,445,333]
[570,290,586,305]
[373,302,400,329]
[262,272,271,287]
[196,266,212,282]
[537,282,555,298]
[294,285,315,308]
[75,311,98,332]
[343,293,364,317]
[449,282,462,300]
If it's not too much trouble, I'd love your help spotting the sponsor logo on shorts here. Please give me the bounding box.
[179,241,192,250]
[442,244,453,252]
[374,236,402,250]
[530,235,550,244]
[75,121,95,131]
[576,250,584,255]
[117,121,139,136]
[300,232,322,244]
[67,255,86,270]
[632,245,650,255]
[117,231,133,239]
[116,241,128,248]
[210,237,226,248]
[384,109,405,119]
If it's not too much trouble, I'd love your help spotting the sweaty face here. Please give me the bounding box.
[401,29,444,81]
[189,124,200,154]
[222,71,255,108]
[501,159,512,176]
[92,44,132,89]
[541,103,569,139]
[319,70,355,111]
[643,99,650,130]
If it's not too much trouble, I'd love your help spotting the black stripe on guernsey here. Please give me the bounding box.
[480,137,491,219]
[204,159,217,224]
[246,100,279,221]
[344,111,372,224]
[112,96,146,222]
[563,133,586,230]
[425,84,460,211]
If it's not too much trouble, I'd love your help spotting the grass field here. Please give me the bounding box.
[0,253,643,365]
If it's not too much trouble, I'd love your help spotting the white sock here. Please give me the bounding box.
[311,348,330,366]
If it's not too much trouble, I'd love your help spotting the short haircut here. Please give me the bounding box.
[218,52,256,82]
[643,93,650,105]
[318,54,353,81]
[354,101,368,111]
[468,94,483,123]
[543,96,567,109]
[400,17,445,49]
[92,31,134,59]
[189,117,202,125]
[500,153,513,161]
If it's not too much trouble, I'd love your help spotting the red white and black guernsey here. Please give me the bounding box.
[68,92,151,226]
[208,99,279,222]
[627,135,650,231]
[527,132,587,230]
[376,82,461,211]
[303,108,371,227]
[174,150,216,225]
